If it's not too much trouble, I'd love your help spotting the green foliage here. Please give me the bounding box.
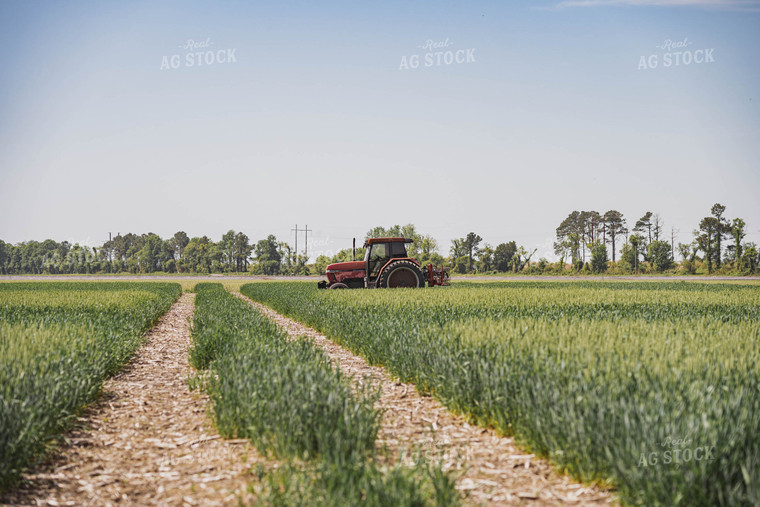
[710,204,729,269]
[590,242,608,273]
[242,280,760,506]
[556,210,604,265]
[183,235,220,273]
[730,218,746,263]
[697,217,719,274]
[418,235,439,261]
[453,256,468,274]
[0,282,181,490]
[333,248,366,263]
[314,255,331,276]
[193,284,380,463]
[741,244,759,273]
[556,211,584,264]
[260,457,459,507]
[253,235,282,275]
[2,210,756,276]
[681,259,697,274]
[648,240,674,272]
[476,244,494,272]
[621,234,646,273]
[603,210,627,262]
[219,230,252,272]
[194,284,456,504]
[634,211,654,246]
[421,252,445,268]
[493,241,517,272]
[449,233,482,273]
[138,234,164,272]
[1,230,257,275]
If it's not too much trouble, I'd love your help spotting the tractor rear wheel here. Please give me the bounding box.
[378,260,424,288]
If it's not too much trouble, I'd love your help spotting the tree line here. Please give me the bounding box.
[0,231,298,275]
[0,204,756,275]
[550,204,757,275]
[349,204,757,276]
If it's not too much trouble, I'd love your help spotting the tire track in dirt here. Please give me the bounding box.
[2,293,262,507]
[236,293,616,506]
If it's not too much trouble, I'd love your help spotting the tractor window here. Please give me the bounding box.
[390,242,407,258]
[371,243,387,259]
[368,243,388,276]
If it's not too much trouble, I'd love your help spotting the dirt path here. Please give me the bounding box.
[237,294,615,506]
[2,293,261,507]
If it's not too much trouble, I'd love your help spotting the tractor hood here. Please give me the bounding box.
[325,261,364,272]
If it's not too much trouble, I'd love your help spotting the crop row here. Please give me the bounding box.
[0,282,181,490]
[240,281,760,506]
[191,284,457,506]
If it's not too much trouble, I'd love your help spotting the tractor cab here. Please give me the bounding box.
[318,236,450,290]
[365,237,412,280]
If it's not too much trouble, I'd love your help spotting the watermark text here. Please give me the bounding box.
[160,38,238,70]
[638,38,714,70]
[400,38,475,70]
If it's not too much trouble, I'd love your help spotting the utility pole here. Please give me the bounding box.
[291,224,313,259]
[291,224,299,265]
[290,224,313,272]
[671,227,678,260]
[304,224,312,259]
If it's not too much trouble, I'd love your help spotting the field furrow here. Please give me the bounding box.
[237,291,614,506]
[1,293,262,506]
[240,280,760,506]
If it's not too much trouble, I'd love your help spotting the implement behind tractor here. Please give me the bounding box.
[318,237,450,289]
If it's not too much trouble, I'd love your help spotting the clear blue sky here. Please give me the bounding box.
[1,0,758,260]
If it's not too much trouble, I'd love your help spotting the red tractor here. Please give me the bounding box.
[318,237,450,289]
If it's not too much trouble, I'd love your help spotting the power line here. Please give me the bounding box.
[304,224,312,258]
[671,227,679,260]
[291,224,313,257]
[291,224,299,258]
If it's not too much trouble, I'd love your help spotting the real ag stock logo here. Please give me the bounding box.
[637,38,714,71]
[160,38,237,70]
[638,435,716,468]
[399,38,476,70]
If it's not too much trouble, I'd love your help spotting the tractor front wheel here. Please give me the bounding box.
[329,283,349,289]
[378,260,424,288]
